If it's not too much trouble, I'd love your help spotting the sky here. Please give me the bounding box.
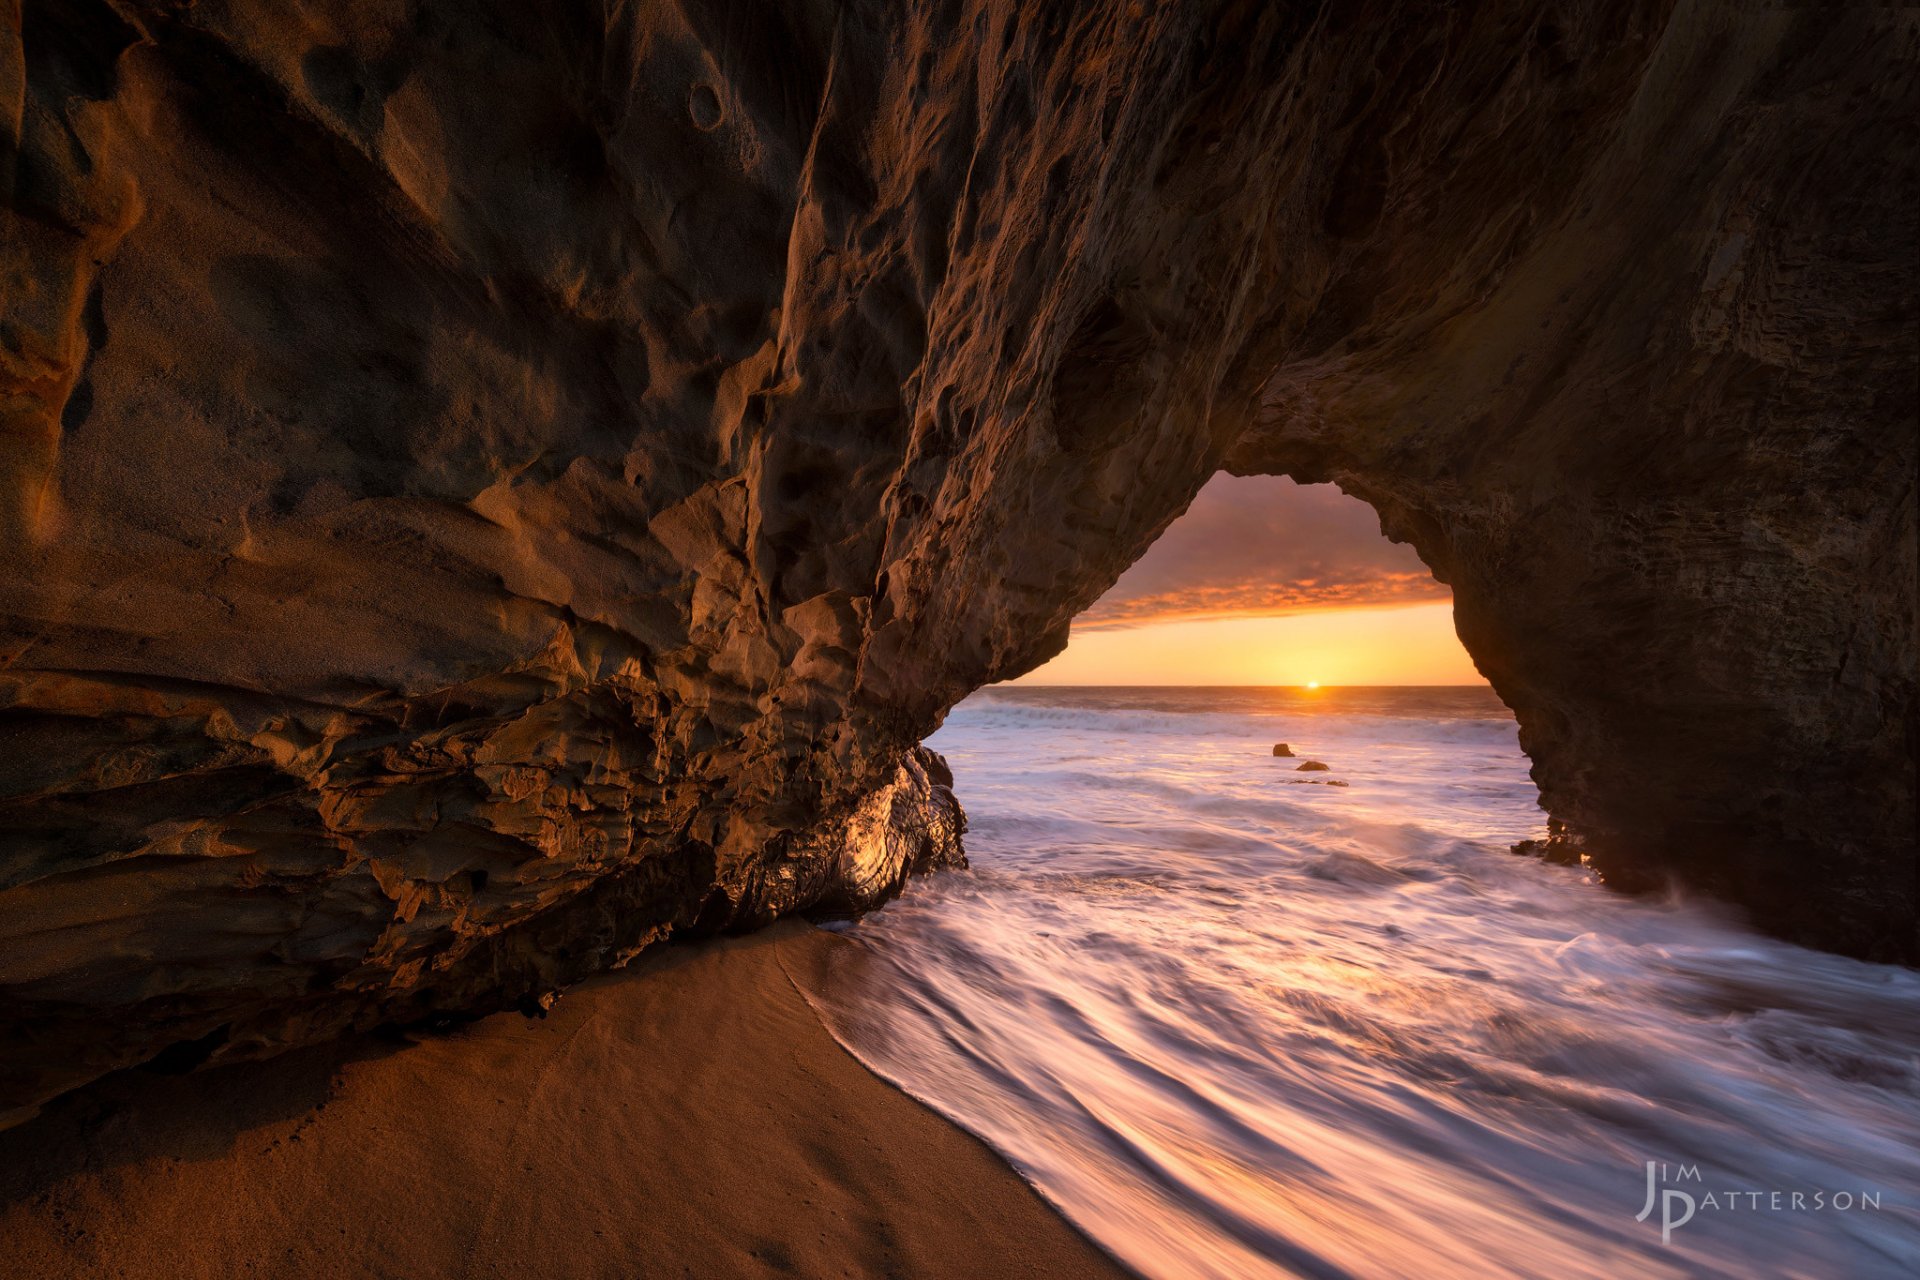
[1012,474,1485,686]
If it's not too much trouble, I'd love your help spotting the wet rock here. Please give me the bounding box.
[1272,744,1295,757]
[1297,761,1332,772]
[1511,836,1587,868]
[797,749,967,916]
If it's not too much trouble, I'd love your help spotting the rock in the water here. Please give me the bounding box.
[1297,761,1333,772]
[1512,832,1588,868]
[1326,780,1351,788]
[0,0,1912,1121]
[1272,744,1295,757]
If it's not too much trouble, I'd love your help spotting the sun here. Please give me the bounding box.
[1305,681,1321,690]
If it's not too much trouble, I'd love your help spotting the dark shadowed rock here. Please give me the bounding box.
[1296,761,1332,773]
[0,0,1912,1122]
[1272,744,1295,757]
[1513,825,1591,868]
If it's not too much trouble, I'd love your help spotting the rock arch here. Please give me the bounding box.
[0,0,1911,1122]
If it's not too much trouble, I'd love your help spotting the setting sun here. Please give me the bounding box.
[1011,601,1484,687]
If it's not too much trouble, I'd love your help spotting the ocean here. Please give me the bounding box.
[800,686,1920,1279]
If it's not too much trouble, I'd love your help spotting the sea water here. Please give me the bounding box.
[801,686,1920,1279]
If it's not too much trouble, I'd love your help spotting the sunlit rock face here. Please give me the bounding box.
[0,0,1911,1120]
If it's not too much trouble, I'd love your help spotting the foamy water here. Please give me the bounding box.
[800,686,1920,1279]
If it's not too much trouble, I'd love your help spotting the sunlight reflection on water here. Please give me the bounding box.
[800,687,1920,1280]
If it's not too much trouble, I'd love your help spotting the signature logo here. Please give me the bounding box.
[1636,1162,1703,1243]
[1636,1162,1885,1245]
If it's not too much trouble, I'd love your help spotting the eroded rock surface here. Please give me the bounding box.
[1,0,1913,1121]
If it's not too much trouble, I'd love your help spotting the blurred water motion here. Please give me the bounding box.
[802,687,1920,1279]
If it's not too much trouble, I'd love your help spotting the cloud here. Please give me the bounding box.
[1075,474,1448,630]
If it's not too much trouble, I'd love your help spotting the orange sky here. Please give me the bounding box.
[1013,475,1486,687]
[1012,601,1484,686]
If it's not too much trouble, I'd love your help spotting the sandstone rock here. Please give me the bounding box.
[1296,761,1332,773]
[0,0,1912,1122]
[1272,744,1295,757]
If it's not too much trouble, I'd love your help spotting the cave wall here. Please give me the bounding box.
[1,0,1912,1123]
[1222,3,1919,958]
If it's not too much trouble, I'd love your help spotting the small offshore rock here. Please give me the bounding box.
[1326,779,1350,787]
[1271,743,1295,757]
[1296,760,1331,772]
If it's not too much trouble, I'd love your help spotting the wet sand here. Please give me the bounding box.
[0,922,1127,1279]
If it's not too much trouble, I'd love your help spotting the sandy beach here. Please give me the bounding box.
[0,922,1126,1280]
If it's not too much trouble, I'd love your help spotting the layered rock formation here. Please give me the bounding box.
[2,0,1913,1122]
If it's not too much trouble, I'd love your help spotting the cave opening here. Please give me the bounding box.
[930,462,1563,873]
[947,467,1547,853]
[812,480,1912,1280]
[823,482,1863,1280]
[1012,472,1485,691]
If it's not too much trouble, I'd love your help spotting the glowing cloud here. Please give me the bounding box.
[1016,474,1482,686]
[1074,474,1448,630]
